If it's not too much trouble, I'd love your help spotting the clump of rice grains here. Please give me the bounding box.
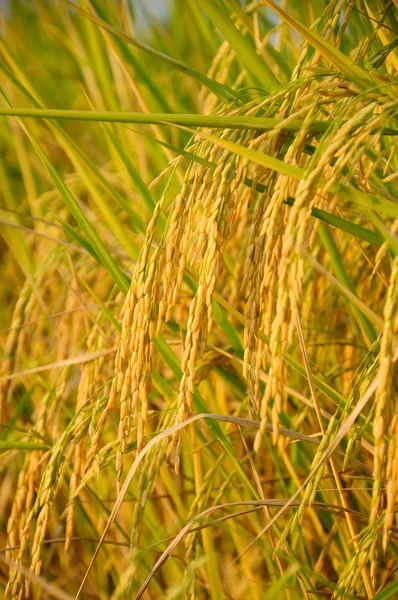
[108,2,397,593]
[111,43,395,464]
[1,0,398,599]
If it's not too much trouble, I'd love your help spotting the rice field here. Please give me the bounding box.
[0,1,397,598]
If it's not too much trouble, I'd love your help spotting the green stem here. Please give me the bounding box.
[0,108,396,134]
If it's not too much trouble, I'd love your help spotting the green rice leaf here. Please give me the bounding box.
[61,0,240,104]
[199,0,280,92]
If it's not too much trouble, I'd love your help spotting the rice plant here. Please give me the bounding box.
[0,1,397,598]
